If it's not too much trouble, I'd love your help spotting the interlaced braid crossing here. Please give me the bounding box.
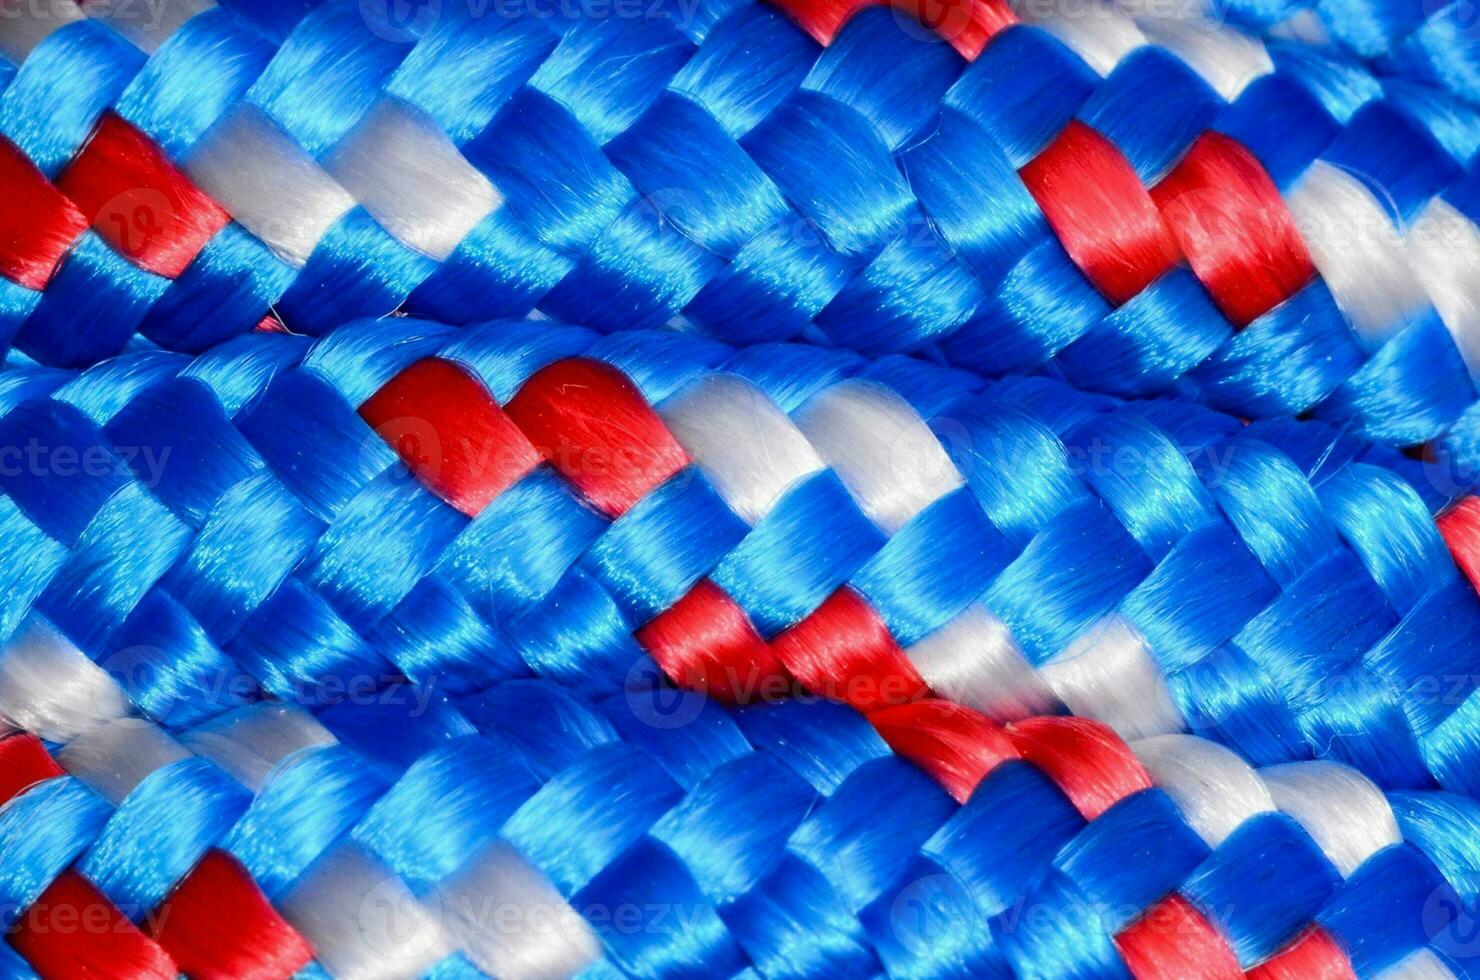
[1123,0,1480,110]
[0,652,1477,978]
[4,317,1480,807]
[3,0,1480,470]
[5,3,1480,978]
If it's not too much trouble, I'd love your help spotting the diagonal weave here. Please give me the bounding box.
[3,0,1480,471]
[3,316,1480,810]
[1,655,1478,978]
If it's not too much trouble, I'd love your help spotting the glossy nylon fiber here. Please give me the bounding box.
[5,638,1480,980]
[5,0,1480,477]
[1177,0,1480,109]
[4,315,1480,812]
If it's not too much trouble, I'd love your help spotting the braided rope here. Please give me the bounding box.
[780,0,1480,112]
[3,317,1480,811]
[4,0,1480,471]
[1123,0,1480,110]
[5,7,1478,977]
[1,639,1477,979]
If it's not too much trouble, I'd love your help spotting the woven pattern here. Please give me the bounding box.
[4,0,1480,470]
[1,655,1477,979]
[1183,0,1480,108]
[3,316,1480,808]
[0,676,972,979]
[779,0,1480,110]
[5,6,1480,974]
[2,630,1480,980]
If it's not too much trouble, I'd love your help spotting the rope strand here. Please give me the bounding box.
[1,318,1479,806]
[0,659,1477,978]
[1,0,1479,473]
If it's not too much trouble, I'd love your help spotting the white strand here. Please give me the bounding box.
[1265,9,1333,45]
[0,617,131,743]
[0,635,591,980]
[190,712,592,979]
[84,0,212,53]
[906,604,1061,722]
[433,841,601,980]
[1259,760,1401,877]
[280,843,455,980]
[0,0,83,65]
[1109,0,1210,22]
[179,703,338,792]
[659,374,824,525]
[1131,733,1276,846]
[1379,950,1460,980]
[1011,0,1148,77]
[793,381,963,535]
[1133,18,1273,101]
[1039,616,1186,740]
[1408,198,1480,378]
[57,716,190,805]
[1286,160,1432,345]
[325,98,501,263]
[186,104,356,268]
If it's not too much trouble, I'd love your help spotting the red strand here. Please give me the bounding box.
[770,587,930,711]
[1018,121,1182,305]
[505,358,690,519]
[0,737,177,977]
[1115,894,1244,980]
[1438,496,1480,594]
[1151,132,1314,327]
[360,358,541,518]
[768,0,1015,58]
[869,699,1019,802]
[1246,927,1357,980]
[57,113,230,279]
[0,136,88,291]
[0,733,64,806]
[1003,716,1152,819]
[10,872,177,980]
[149,852,314,980]
[636,579,793,703]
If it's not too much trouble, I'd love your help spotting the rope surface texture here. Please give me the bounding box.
[5,0,1480,471]
[1117,0,1480,109]
[792,0,1480,107]
[5,316,1480,809]
[3,655,1480,980]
